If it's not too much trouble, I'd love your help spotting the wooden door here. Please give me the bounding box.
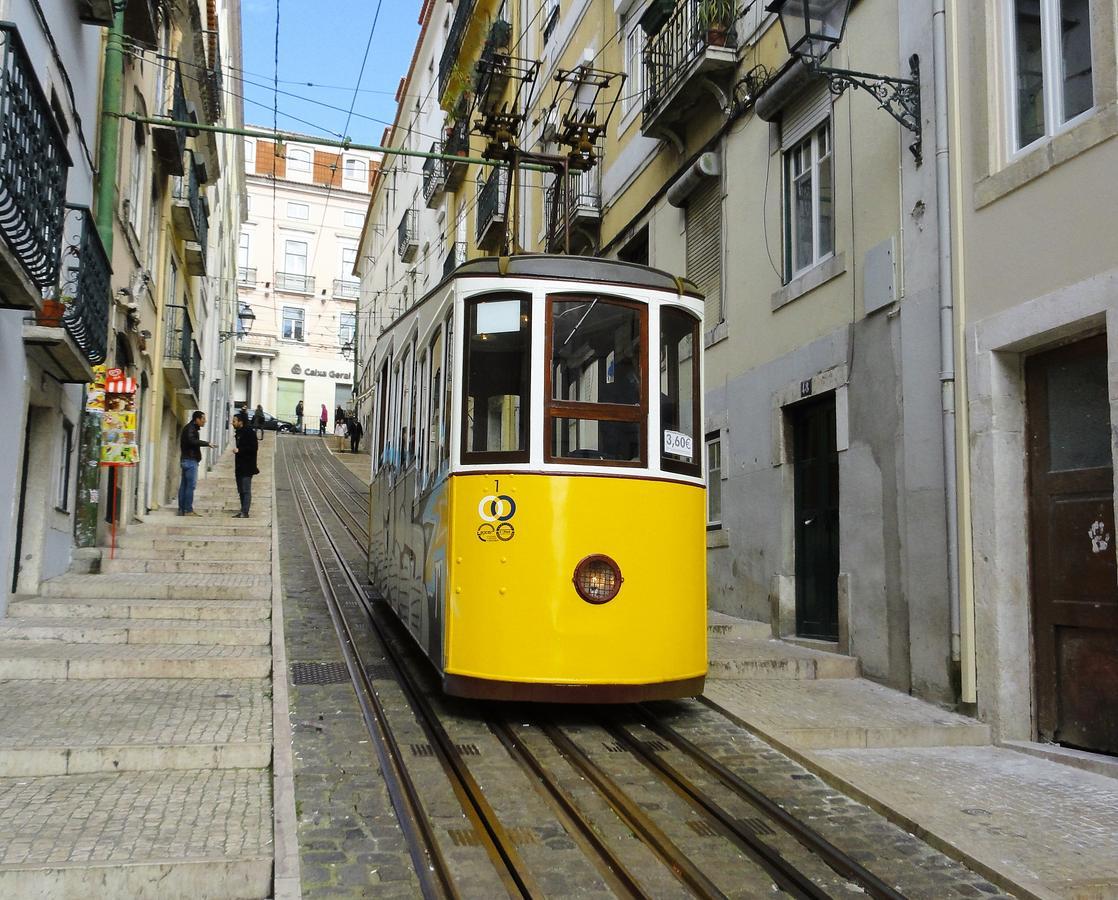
[1026,334,1118,754]
[793,395,840,641]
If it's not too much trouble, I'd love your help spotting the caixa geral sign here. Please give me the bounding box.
[291,364,351,380]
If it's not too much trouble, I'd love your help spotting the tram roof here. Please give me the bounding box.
[452,255,704,300]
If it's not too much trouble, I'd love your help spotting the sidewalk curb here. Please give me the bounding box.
[270,445,302,900]
[700,694,1053,900]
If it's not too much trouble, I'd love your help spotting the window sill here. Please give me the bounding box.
[704,320,728,348]
[977,102,1118,208]
[706,528,729,549]
[770,252,846,311]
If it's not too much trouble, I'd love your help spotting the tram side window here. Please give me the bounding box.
[427,326,444,483]
[441,311,453,465]
[416,350,430,489]
[547,296,645,464]
[660,307,701,477]
[462,294,531,462]
[375,360,390,471]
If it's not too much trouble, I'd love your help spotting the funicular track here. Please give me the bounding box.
[280,437,909,900]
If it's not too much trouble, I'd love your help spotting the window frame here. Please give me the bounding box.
[460,292,533,465]
[284,238,308,275]
[621,18,645,118]
[544,293,649,468]
[705,431,723,529]
[286,147,312,175]
[338,311,355,347]
[659,306,703,479]
[1004,0,1096,156]
[281,305,305,342]
[286,201,310,220]
[783,119,834,281]
[343,157,367,181]
[343,209,364,229]
[56,418,74,512]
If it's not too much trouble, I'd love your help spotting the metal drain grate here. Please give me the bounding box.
[447,828,481,847]
[602,741,629,753]
[507,827,539,846]
[790,773,814,781]
[410,743,434,757]
[291,662,350,685]
[739,817,775,836]
[686,820,719,837]
[643,739,670,752]
[456,743,481,756]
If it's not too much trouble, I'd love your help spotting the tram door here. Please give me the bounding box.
[792,395,839,641]
[1026,335,1117,754]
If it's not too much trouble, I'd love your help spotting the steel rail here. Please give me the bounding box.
[640,705,909,900]
[287,439,543,899]
[604,720,829,900]
[300,448,371,547]
[279,440,456,900]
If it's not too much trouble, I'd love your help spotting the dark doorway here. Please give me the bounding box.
[792,394,840,640]
[1026,334,1117,755]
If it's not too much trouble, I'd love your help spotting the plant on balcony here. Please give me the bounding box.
[698,0,736,46]
[38,294,72,327]
[485,18,512,53]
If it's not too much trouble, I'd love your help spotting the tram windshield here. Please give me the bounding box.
[547,296,646,464]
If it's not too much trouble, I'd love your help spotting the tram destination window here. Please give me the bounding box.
[462,294,531,463]
[661,307,701,477]
[547,295,647,465]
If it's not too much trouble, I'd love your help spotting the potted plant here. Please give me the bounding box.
[38,294,72,327]
[698,0,735,46]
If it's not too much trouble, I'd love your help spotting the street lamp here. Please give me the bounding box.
[340,339,354,361]
[767,0,922,163]
[219,303,256,342]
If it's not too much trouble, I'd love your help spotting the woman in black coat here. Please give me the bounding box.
[232,411,259,518]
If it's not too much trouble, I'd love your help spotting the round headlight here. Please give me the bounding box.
[572,555,623,604]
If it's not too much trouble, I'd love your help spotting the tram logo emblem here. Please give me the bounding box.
[478,494,516,523]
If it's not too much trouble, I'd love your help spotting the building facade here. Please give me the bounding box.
[235,131,378,429]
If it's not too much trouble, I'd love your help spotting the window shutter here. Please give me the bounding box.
[781,85,831,149]
[686,178,722,325]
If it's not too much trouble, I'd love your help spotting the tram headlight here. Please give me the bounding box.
[573,555,623,604]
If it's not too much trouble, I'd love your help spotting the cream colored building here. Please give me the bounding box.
[235,131,378,428]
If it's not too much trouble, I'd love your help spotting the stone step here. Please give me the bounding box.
[707,635,860,680]
[0,679,270,776]
[101,558,272,576]
[138,521,271,538]
[0,770,271,898]
[144,511,272,524]
[0,618,270,647]
[707,611,772,640]
[0,642,271,680]
[7,597,271,622]
[116,534,270,550]
[41,574,270,602]
[108,544,270,562]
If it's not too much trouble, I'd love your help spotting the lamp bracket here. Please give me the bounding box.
[814,54,921,164]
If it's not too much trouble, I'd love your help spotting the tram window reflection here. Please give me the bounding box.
[660,307,701,477]
[462,294,531,462]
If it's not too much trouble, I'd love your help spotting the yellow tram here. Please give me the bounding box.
[367,255,706,701]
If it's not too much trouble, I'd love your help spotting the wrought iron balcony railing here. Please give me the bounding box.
[443,241,466,280]
[0,23,71,292]
[444,119,470,191]
[237,266,256,286]
[58,206,110,365]
[422,142,446,207]
[397,208,418,262]
[162,303,201,397]
[333,278,359,300]
[643,0,739,126]
[544,167,602,252]
[476,167,507,251]
[153,65,189,175]
[438,0,477,99]
[172,152,209,250]
[275,271,314,294]
[204,28,223,122]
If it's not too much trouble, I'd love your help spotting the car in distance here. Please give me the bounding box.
[240,409,298,433]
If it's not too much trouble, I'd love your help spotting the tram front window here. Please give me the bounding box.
[548,296,646,464]
[462,295,531,462]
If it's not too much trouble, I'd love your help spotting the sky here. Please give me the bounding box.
[239,0,423,144]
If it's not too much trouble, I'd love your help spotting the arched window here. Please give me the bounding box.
[287,147,311,175]
[344,157,367,181]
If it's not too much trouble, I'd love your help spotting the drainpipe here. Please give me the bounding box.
[75,2,127,549]
[932,0,963,680]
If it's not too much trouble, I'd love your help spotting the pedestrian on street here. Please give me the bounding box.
[348,416,363,454]
[334,405,344,430]
[319,403,328,436]
[252,404,265,440]
[177,410,210,517]
[295,399,304,433]
[231,410,259,518]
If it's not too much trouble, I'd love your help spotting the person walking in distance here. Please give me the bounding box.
[178,410,210,516]
[252,404,265,440]
[295,399,304,433]
[231,410,259,518]
[319,403,328,436]
[348,416,363,453]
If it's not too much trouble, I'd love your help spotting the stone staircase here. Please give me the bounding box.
[0,446,275,898]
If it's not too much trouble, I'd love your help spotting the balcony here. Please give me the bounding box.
[438,0,477,99]
[642,0,739,146]
[422,143,446,208]
[397,208,418,262]
[237,266,256,286]
[476,167,507,252]
[152,65,189,176]
[204,29,223,122]
[545,167,602,254]
[275,272,314,294]
[162,304,201,399]
[236,331,278,357]
[172,152,209,275]
[442,241,466,280]
[22,206,110,383]
[443,119,470,192]
[0,23,71,309]
[333,278,360,300]
[475,19,513,117]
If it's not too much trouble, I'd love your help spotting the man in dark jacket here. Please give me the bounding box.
[178,410,210,516]
[347,416,363,453]
[231,410,259,518]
